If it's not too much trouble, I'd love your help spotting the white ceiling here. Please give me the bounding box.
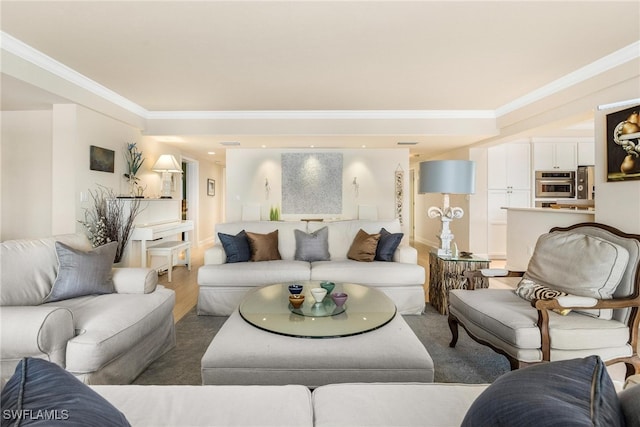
[1,0,638,161]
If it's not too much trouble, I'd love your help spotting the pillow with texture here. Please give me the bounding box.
[524,231,629,319]
[46,241,117,302]
[218,230,251,263]
[246,230,281,261]
[1,357,130,426]
[461,356,624,427]
[375,228,403,261]
[347,229,381,262]
[294,227,330,262]
[619,381,640,427]
[515,278,571,315]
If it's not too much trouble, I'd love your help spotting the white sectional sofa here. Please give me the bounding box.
[0,234,176,384]
[197,219,426,315]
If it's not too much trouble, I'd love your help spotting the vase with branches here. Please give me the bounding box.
[79,185,143,263]
[123,142,145,196]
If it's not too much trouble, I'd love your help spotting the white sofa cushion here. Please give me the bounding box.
[1,234,92,306]
[94,384,313,427]
[311,260,425,286]
[50,287,175,374]
[312,383,487,427]
[198,260,311,285]
[525,231,630,319]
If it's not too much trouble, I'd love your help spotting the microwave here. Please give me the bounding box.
[535,171,575,198]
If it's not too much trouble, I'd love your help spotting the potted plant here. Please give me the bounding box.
[79,185,143,264]
[123,142,145,197]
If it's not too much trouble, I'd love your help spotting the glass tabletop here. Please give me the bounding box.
[239,281,397,338]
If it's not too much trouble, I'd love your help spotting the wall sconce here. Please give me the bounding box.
[352,177,359,198]
[152,154,182,198]
[419,160,476,256]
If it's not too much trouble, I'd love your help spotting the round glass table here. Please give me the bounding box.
[239,281,397,338]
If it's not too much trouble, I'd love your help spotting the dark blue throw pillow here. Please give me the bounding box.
[461,356,624,427]
[218,230,251,263]
[1,357,130,426]
[375,228,403,261]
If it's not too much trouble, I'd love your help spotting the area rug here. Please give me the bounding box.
[133,304,510,385]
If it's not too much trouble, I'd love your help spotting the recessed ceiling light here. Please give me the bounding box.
[361,145,367,148]
[207,151,216,155]
[261,145,267,148]
[310,145,315,148]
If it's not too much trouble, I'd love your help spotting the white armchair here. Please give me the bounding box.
[448,223,640,378]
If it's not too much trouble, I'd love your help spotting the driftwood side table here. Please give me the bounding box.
[428,251,490,315]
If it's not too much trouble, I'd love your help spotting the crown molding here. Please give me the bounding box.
[145,110,496,120]
[1,31,148,117]
[496,40,640,118]
[2,31,637,123]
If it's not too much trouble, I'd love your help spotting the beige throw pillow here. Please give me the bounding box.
[246,230,282,261]
[347,229,381,262]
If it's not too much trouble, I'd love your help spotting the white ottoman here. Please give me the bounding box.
[201,310,434,388]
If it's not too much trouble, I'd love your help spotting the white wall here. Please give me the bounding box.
[225,148,411,234]
[1,105,225,247]
[411,147,473,252]
[1,111,53,240]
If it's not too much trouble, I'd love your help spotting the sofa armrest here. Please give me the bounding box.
[0,306,74,367]
[112,268,158,294]
[204,245,226,265]
[393,245,418,264]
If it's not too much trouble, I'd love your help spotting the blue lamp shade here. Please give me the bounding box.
[419,160,476,194]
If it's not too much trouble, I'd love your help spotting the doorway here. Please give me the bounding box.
[181,157,199,246]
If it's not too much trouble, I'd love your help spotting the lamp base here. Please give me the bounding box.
[434,247,451,257]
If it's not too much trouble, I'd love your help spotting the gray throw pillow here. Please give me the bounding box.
[46,241,117,302]
[461,356,624,427]
[294,227,330,262]
[1,357,130,426]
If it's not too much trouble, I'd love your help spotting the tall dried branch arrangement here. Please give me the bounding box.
[79,185,143,263]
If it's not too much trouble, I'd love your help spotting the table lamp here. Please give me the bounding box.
[419,160,476,256]
[152,154,182,198]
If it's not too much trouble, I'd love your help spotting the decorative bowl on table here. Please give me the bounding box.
[288,284,303,294]
[310,288,328,303]
[320,281,335,294]
[331,292,348,307]
[289,294,305,309]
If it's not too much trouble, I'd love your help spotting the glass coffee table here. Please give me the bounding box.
[239,281,397,338]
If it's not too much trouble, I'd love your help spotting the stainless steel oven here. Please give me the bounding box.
[535,171,575,198]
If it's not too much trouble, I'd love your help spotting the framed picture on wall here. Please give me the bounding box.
[207,179,215,196]
[89,145,115,173]
[606,105,640,182]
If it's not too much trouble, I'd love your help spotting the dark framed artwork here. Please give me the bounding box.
[207,179,215,196]
[606,105,640,182]
[89,145,115,173]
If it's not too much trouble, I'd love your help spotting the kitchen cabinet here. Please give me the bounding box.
[488,143,531,190]
[487,142,531,258]
[533,142,577,171]
[577,141,595,166]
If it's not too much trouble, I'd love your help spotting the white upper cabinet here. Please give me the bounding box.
[488,143,531,190]
[533,142,577,171]
[577,141,595,166]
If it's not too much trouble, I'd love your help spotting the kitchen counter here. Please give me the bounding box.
[504,207,595,271]
[503,206,595,214]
